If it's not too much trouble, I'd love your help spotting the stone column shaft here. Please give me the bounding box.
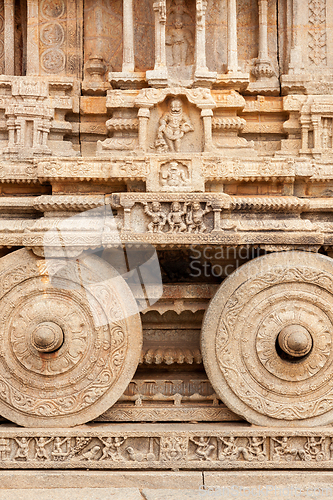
[138,108,150,152]
[201,109,214,152]
[195,0,208,72]
[4,0,14,75]
[258,0,268,60]
[122,0,135,72]
[26,0,39,75]
[227,0,238,73]
[153,0,166,70]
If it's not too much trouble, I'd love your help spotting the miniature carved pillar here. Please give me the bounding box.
[227,0,239,73]
[258,0,268,61]
[312,116,321,154]
[201,109,214,152]
[122,0,135,72]
[300,117,310,154]
[4,0,14,75]
[122,200,135,231]
[212,206,221,232]
[195,0,208,73]
[153,0,167,71]
[138,108,150,152]
[26,0,40,75]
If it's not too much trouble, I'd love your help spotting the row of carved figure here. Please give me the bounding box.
[144,201,211,233]
[2,435,332,464]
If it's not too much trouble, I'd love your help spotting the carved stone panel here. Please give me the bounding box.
[39,0,83,77]
[0,248,142,427]
[201,251,333,427]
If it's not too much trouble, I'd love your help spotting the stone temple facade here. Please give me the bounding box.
[2,0,333,497]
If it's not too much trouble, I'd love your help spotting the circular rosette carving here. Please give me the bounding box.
[0,249,142,427]
[201,251,333,427]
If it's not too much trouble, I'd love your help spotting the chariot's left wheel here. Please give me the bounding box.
[201,251,333,427]
[0,249,142,427]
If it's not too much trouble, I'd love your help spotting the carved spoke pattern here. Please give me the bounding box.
[0,249,142,427]
[0,430,332,467]
[202,252,333,427]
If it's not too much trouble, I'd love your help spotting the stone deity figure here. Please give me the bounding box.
[166,19,193,67]
[166,0,193,67]
[186,201,211,233]
[144,202,167,233]
[155,98,194,152]
[168,201,188,232]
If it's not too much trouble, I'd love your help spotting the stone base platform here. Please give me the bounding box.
[0,471,333,499]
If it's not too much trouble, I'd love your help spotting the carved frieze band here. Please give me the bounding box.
[1,157,333,184]
[1,427,333,469]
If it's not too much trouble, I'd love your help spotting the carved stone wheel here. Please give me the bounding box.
[201,251,333,427]
[0,249,142,427]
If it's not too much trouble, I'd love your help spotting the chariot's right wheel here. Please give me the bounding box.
[201,251,333,427]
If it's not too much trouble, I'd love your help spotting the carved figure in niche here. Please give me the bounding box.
[160,161,189,189]
[51,437,71,460]
[127,437,156,462]
[99,437,127,461]
[168,201,188,232]
[190,437,215,461]
[80,445,101,461]
[186,202,211,233]
[155,98,194,153]
[0,438,10,460]
[167,0,193,66]
[35,437,53,460]
[218,436,238,460]
[144,202,167,233]
[14,437,31,460]
[248,437,266,461]
[166,19,193,67]
[161,436,186,461]
[303,437,325,461]
[272,437,297,461]
[126,446,145,462]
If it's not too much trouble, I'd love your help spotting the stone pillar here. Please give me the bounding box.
[300,118,311,154]
[251,0,275,80]
[137,108,150,152]
[289,0,303,72]
[312,116,321,155]
[258,0,268,61]
[201,109,214,152]
[122,200,135,231]
[194,0,216,85]
[4,0,14,75]
[146,0,168,86]
[153,0,167,72]
[122,0,135,72]
[227,0,238,73]
[83,0,107,87]
[26,0,39,75]
[195,0,208,73]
